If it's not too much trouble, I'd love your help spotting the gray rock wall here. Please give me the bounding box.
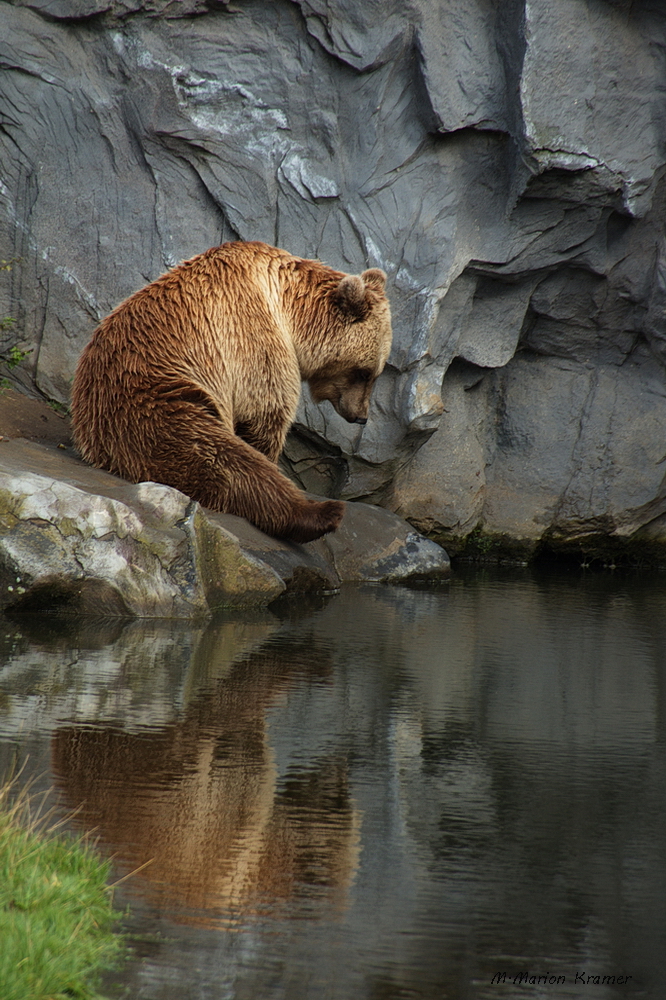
[2,0,666,558]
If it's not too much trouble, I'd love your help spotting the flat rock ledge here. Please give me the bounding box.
[0,439,450,618]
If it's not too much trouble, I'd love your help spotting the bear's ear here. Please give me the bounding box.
[361,268,387,293]
[334,275,368,320]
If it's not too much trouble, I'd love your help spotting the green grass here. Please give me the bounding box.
[0,775,124,1000]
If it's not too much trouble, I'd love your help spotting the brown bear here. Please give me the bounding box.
[70,241,392,543]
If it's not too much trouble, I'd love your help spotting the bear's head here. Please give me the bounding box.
[307,268,392,425]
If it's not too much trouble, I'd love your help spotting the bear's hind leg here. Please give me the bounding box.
[148,409,344,543]
[206,434,344,543]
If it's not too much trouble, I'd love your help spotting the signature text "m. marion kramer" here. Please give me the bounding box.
[490,971,633,986]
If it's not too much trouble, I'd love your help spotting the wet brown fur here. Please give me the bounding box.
[71,241,392,542]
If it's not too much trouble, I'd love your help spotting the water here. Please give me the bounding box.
[1,569,665,999]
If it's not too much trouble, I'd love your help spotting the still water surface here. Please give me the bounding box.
[1,569,665,999]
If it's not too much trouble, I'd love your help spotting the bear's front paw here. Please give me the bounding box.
[319,499,345,535]
[286,499,345,544]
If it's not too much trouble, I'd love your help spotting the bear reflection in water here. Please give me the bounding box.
[52,637,360,926]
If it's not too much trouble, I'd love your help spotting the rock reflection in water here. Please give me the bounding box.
[52,626,360,926]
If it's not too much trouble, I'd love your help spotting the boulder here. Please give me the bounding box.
[0,419,449,617]
[0,439,285,616]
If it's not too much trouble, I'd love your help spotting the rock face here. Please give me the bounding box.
[2,0,666,560]
[0,435,449,617]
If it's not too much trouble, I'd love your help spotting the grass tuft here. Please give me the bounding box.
[0,770,124,1000]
